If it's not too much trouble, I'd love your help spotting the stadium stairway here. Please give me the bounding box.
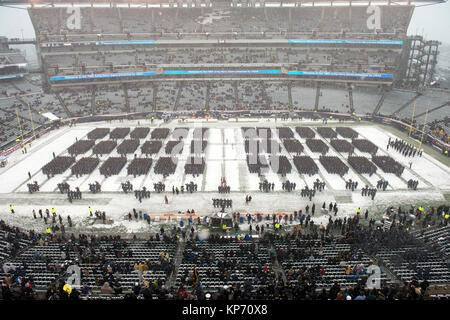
[90,86,96,115]
[372,88,388,116]
[383,219,393,232]
[415,101,450,118]
[123,84,130,113]
[288,83,293,112]
[314,82,321,111]
[347,83,354,114]
[205,84,211,112]
[55,92,74,118]
[365,251,403,286]
[165,240,185,289]
[173,82,183,112]
[153,83,158,111]
[269,242,288,285]
[390,91,423,117]
[233,81,239,109]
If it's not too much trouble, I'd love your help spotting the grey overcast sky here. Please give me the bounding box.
[408,1,450,44]
[0,2,449,44]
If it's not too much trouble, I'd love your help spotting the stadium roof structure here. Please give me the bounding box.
[0,0,447,5]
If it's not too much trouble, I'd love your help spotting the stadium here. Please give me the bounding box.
[0,0,449,303]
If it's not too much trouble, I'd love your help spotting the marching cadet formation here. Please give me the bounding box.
[89,181,101,193]
[319,156,349,176]
[212,198,233,211]
[259,180,275,192]
[57,182,70,194]
[67,187,82,203]
[27,181,39,193]
[361,185,377,200]
[135,187,150,203]
[376,179,389,190]
[387,137,423,158]
[184,181,198,193]
[170,182,198,195]
[345,179,358,191]
[218,184,231,193]
[121,181,133,193]
[407,179,419,190]
[71,157,100,177]
[282,180,296,192]
[154,182,166,193]
[300,186,316,201]
[372,156,405,177]
[313,179,326,191]
[218,177,230,193]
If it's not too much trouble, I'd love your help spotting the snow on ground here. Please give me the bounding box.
[204,161,222,191]
[0,126,91,193]
[0,118,448,234]
[225,161,241,191]
[355,126,450,189]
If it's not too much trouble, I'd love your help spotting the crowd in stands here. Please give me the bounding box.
[31,6,413,40]
[0,200,449,300]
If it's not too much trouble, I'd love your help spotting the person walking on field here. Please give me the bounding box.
[9,204,14,214]
[164,195,168,204]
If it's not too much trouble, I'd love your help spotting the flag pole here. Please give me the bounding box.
[409,100,416,137]
[419,104,429,150]
[27,103,36,141]
[15,108,25,149]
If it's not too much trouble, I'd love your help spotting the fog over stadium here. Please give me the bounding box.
[0,0,448,303]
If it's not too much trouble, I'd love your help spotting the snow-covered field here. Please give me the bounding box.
[0,118,448,234]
